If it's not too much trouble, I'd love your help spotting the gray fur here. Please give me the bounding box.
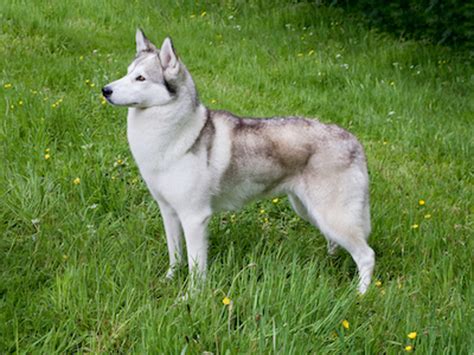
[103,31,375,294]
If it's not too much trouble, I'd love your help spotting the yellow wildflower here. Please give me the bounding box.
[222,296,231,305]
[418,199,425,206]
[73,177,81,185]
[90,83,95,88]
[297,53,304,57]
[308,49,315,56]
[62,254,69,261]
[45,148,50,153]
[375,280,382,287]
[272,198,279,204]
[411,224,419,229]
[424,214,431,219]
[4,83,13,89]
[201,11,207,17]
[407,332,417,340]
[190,14,196,18]
[342,320,349,329]
[405,345,413,352]
[260,209,265,214]
[79,55,84,60]
[44,154,51,160]
[18,100,23,106]
[211,99,217,104]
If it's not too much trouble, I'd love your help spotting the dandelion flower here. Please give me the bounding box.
[411,224,419,229]
[4,83,13,89]
[45,148,50,153]
[18,100,23,106]
[222,296,231,305]
[272,198,279,204]
[375,280,382,287]
[260,209,265,214]
[418,199,425,206]
[44,154,51,160]
[73,177,81,185]
[342,320,349,329]
[407,332,417,340]
[424,214,431,219]
[405,345,413,352]
[211,99,217,104]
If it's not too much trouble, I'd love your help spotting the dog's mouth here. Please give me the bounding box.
[104,97,138,107]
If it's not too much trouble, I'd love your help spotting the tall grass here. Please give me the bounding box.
[1,0,472,353]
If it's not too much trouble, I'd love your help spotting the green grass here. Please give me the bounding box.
[1,0,473,353]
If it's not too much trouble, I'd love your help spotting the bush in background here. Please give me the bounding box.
[331,0,474,49]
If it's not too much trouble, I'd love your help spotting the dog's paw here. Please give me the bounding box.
[165,267,176,280]
[327,241,340,256]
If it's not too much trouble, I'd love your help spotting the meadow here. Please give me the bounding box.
[1,0,472,353]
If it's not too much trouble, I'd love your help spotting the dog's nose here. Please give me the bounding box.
[102,86,113,97]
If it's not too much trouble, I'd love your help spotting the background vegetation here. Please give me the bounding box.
[335,0,474,49]
[1,0,472,353]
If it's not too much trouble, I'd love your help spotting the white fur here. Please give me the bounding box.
[103,31,375,294]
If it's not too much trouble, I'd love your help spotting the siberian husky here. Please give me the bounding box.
[102,30,375,294]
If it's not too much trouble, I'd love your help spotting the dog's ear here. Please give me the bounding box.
[159,37,179,76]
[136,28,157,54]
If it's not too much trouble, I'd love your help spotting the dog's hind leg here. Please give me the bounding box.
[294,183,374,294]
[288,193,340,255]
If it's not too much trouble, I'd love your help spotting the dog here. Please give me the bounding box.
[102,29,375,294]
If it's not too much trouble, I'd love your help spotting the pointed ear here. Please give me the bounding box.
[135,28,157,54]
[159,37,179,75]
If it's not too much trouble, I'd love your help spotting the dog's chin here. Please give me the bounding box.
[106,97,139,107]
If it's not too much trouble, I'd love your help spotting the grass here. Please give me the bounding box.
[1,0,473,353]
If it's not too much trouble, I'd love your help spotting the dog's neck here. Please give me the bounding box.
[127,97,207,171]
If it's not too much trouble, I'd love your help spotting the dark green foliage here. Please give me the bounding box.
[333,0,474,49]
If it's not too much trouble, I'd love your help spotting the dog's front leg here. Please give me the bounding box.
[181,212,211,289]
[157,200,184,279]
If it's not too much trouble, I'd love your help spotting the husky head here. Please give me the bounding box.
[102,29,197,108]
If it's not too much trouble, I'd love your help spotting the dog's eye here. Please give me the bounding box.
[135,75,146,81]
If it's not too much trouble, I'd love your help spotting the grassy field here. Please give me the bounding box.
[1,0,472,353]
